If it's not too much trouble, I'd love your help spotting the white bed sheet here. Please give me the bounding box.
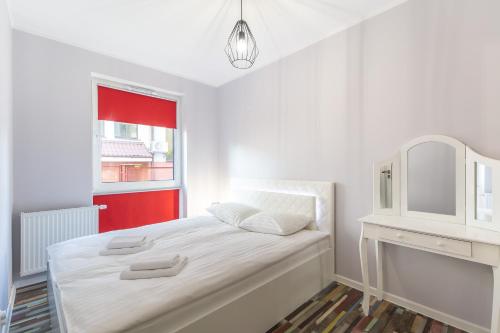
[47,216,329,333]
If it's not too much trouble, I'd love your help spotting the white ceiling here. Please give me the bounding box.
[7,0,407,87]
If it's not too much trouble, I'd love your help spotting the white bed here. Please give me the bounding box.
[48,179,335,333]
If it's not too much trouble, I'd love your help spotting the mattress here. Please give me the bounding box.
[47,215,330,333]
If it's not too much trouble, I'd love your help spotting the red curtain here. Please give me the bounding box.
[97,86,177,128]
[93,189,180,233]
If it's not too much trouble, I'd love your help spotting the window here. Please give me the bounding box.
[101,121,174,183]
[92,76,181,194]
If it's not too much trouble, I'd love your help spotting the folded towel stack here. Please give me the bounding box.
[120,254,188,280]
[107,236,146,249]
[100,236,152,256]
[129,254,180,271]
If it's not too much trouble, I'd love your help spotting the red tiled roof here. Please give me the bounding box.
[101,140,152,158]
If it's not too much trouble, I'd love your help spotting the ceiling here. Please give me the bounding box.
[7,0,407,87]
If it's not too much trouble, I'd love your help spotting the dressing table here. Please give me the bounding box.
[359,135,500,333]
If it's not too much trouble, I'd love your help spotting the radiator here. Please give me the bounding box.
[20,205,106,277]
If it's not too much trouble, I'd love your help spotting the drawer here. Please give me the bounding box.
[378,227,472,257]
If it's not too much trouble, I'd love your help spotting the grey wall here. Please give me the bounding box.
[218,0,500,327]
[12,30,219,280]
[0,0,13,311]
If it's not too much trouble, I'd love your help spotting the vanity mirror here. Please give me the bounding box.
[406,141,456,215]
[373,157,400,216]
[371,134,500,230]
[466,148,500,232]
[401,135,465,224]
[380,166,392,209]
[476,163,492,222]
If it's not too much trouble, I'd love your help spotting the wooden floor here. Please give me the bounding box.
[9,281,467,333]
[266,282,467,333]
[9,282,51,333]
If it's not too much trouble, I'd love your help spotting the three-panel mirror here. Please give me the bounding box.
[373,135,500,231]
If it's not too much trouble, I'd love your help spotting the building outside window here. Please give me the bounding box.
[100,121,174,183]
[114,123,138,140]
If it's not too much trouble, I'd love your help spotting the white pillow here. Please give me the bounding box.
[206,202,260,226]
[239,212,311,236]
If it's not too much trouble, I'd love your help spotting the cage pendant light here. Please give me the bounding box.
[224,0,259,69]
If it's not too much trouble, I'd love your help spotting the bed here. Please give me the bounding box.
[48,179,335,333]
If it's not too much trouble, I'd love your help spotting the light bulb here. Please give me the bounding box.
[236,31,247,53]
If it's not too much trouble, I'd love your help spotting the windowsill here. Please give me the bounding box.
[93,182,182,195]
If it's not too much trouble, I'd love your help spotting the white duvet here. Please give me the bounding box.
[47,216,328,333]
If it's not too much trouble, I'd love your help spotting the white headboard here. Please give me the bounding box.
[229,178,335,238]
[232,190,316,225]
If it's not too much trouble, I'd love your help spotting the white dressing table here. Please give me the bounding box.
[359,135,500,333]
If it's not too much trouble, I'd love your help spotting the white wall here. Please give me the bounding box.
[218,0,500,327]
[0,0,13,312]
[8,0,500,327]
[12,30,219,280]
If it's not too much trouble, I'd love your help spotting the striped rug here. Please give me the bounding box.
[9,282,52,333]
[9,281,467,333]
[266,282,467,333]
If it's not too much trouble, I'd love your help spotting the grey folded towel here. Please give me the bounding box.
[100,242,153,256]
[120,256,188,280]
[107,236,146,249]
[130,254,180,271]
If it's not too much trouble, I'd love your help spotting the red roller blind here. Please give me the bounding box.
[93,189,180,233]
[98,86,177,128]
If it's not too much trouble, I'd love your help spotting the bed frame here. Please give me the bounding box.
[48,179,335,333]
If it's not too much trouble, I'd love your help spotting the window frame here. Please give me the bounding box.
[92,74,183,195]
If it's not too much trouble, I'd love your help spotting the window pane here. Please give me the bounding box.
[101,121,174,183]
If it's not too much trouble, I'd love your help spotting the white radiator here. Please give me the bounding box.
[20,205,106,276]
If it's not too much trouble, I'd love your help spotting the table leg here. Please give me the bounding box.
[375,240,384,301]
[359,226,370,316]
[492,265,500,333]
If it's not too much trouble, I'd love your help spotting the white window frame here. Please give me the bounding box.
[91,73,183,195]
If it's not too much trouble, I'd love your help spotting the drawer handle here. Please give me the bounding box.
[436,241,445,247]
[396,233,404,239]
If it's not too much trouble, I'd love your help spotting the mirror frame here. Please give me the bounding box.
[466,147,500,232]
[373,155,400,216]
[401,135,466,224]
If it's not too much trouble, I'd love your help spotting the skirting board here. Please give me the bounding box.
[14,273,47,289]
[335,274,489,333]
[1,285,16,333]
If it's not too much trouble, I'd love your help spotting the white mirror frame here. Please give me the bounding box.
[466,147,500,232]
[373,155,400,216]
[401,135,466,224]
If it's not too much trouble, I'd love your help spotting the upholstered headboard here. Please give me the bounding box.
[232,190,316,226]
[229,178,335,238]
